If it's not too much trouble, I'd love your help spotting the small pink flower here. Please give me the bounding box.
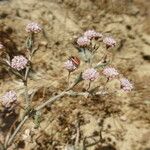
[82,68,99,81]
[120,78,133,91]
[25,22,42,33]
[103,37,116,48]
[64,57,80,72]
[77,36,90,47]
[102,67,119,79]
[0,43,4,49]
[11,55,28,71]
[1,91,17,108]
[64,60,77,72]
[84,30,103,40]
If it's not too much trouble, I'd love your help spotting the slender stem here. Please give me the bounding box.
[75,119,80,148]
[67,71,71,87]
[18,104,25,110]
[24,81,30,109]
[66,72,83,91]
[4,116,19,148]
[25,66,30,81]
[103,78,109,92]
[35,91,66,111]
[11,69,25,81]
[24,65,30,109]
[23,33,35,109]
[6,116,29,148]
[27,33,34,51]
[87,81,92,91]
[35,90,109,112]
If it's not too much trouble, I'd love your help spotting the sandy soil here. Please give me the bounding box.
[0,0,150,150]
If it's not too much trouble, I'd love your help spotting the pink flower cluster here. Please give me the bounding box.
[84,30,103,40]
[103,37,116,48]
[64,30,133,92]
[11,55,28,71]
[120,78,133,91]
[0,43,4,49]
[77,29,102,47]
[1,91,17,108]
[64,56,80,72]
[102,67,133,91]
[77,36,90,47]
[82,68,99,81]
[25,22,42,33]
[64,59,77,72]
[102,67,119,79]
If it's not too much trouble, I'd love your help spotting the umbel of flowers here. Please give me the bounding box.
[64,29,133,92]
[25,22,42,34]
[11,55,28,71]
[77,30,103,47]
[64,56,80,72]
[1,90,17,109]
[82,68,99,81]
[102,67,119,79]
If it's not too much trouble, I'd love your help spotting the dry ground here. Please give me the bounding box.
[0,0,150,150]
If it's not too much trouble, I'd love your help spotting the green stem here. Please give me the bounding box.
[24,81,30,110]
[5,116,29,148]
[87,80,92,91]
[67,71,71,87]
[35,91,66,111]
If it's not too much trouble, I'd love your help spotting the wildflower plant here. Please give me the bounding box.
[0,26,133,149]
